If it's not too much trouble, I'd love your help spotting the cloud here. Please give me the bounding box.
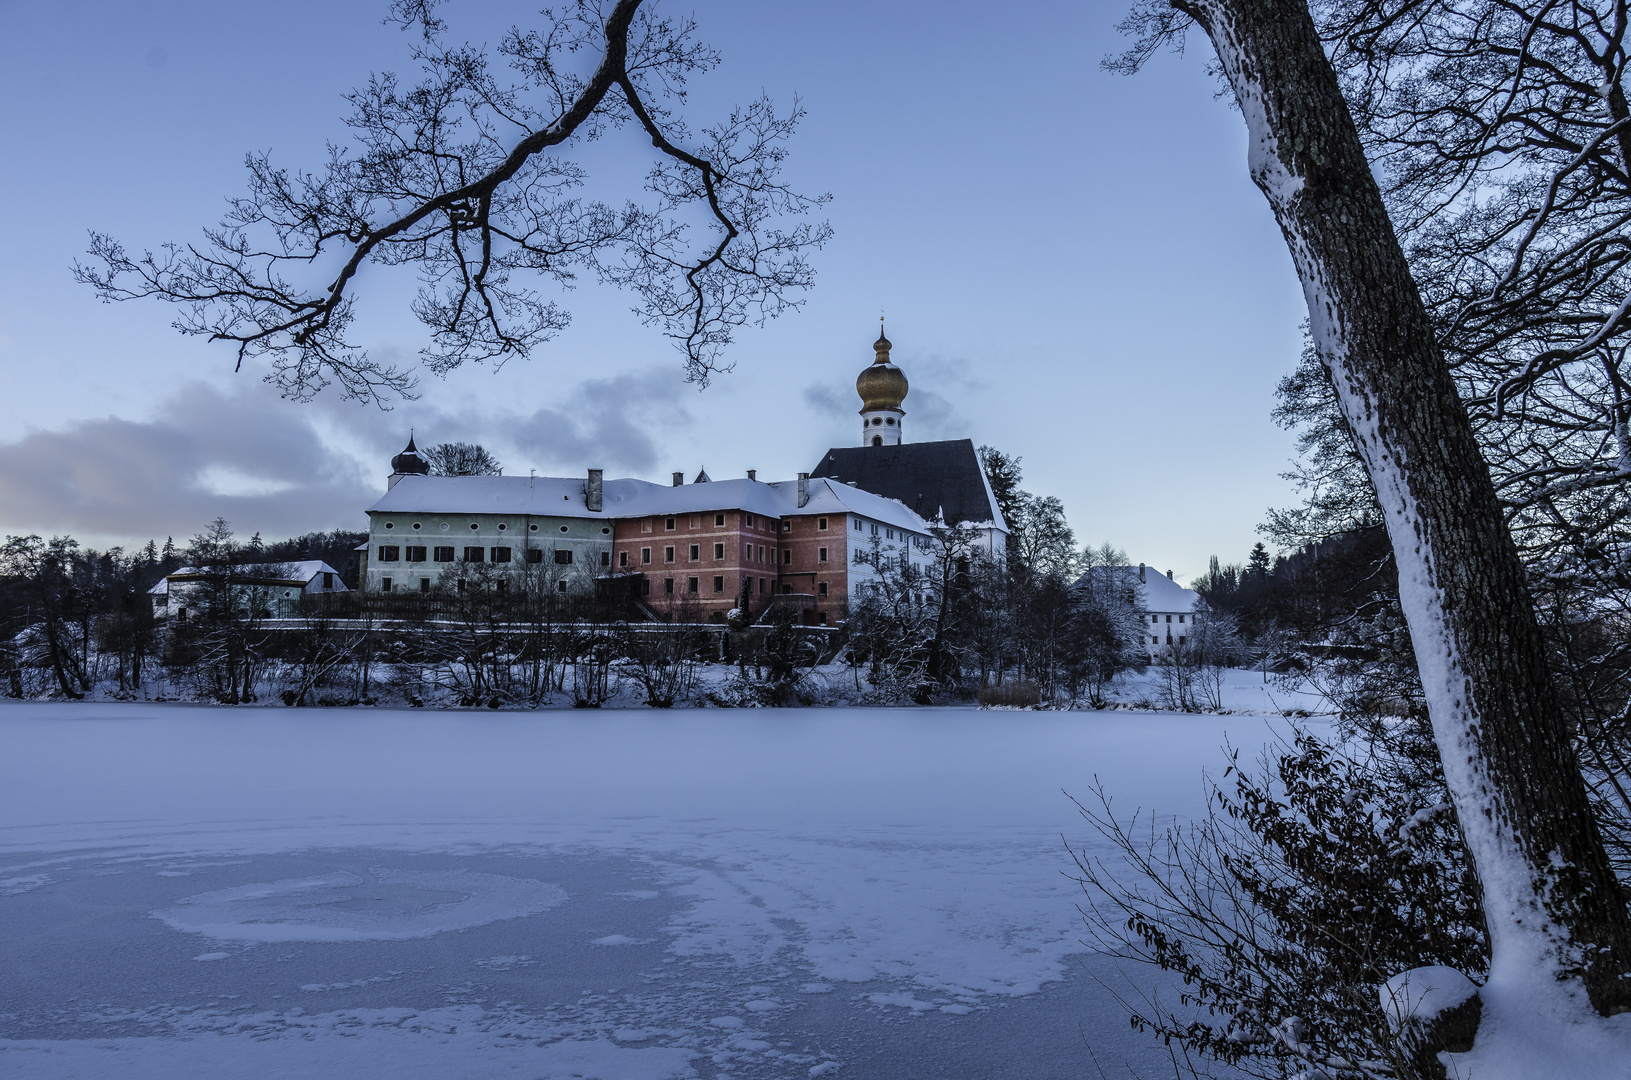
[0,382,376,547]
[802,351,979,441]
[505,369,695,474]
[0,367,708,549]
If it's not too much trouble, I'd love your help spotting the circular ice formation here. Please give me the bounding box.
[154,868,567,943]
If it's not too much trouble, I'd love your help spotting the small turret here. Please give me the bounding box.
[388,433,430,490]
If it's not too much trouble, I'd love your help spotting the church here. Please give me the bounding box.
[357,328,1009,624]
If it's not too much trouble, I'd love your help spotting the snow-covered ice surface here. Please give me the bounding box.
[0,701,1287,1079]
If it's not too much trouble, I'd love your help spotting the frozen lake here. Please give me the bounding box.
[0,703,1283,1079]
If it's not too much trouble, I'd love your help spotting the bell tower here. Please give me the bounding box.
[855,321,908,447]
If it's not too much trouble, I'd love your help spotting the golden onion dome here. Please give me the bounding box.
[856,327,908,412]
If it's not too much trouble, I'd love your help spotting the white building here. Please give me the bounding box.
[148,561,348,620]
[1075,562,1207,658]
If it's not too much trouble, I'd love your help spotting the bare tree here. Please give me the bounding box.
[424,441,503,476]
[1112,0,1631,1053]
[75,0,829,402]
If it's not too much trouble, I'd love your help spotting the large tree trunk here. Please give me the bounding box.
[1174,0,1631,1031]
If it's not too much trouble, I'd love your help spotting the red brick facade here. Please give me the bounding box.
[611,510,784,622]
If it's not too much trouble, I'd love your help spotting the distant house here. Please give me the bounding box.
[1075,562,1206,658]
[148,561,348,620]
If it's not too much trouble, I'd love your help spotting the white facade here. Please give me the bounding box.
[860,407,903,447]
[148,561,348,620]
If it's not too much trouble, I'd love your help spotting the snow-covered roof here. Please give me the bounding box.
[771,478,932,535]
[369,475,598,516]
[149,561,342,595]
[1074,564,1204,613]
[364,473,937,535]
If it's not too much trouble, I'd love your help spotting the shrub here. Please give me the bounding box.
[978,681,1040,707]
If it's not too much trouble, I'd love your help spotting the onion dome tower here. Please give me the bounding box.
[388,433,430,490]
[856,321,908,447]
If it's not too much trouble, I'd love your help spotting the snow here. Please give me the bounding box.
[1380,965,1477,1029]
[368,474,940,538]
[0,700,1271,1079]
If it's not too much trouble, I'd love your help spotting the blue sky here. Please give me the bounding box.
[0,0,1307,580]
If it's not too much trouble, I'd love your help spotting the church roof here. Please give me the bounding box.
[809,439,1007,529]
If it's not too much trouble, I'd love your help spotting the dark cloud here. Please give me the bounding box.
[0,382,375,547]
[801,383,853,419]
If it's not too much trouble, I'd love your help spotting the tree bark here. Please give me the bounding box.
[1173,0,1631,1018]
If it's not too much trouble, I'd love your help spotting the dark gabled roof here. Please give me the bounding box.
[809,439,1003,528]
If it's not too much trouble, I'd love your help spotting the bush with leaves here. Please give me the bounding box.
[1072,722,1486,1079]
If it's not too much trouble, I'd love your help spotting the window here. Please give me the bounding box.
[664,578,674,595]
[690,515,700,528]
[666,517,676,531]
[384,521,394,530]
[619,551,628,568]
[757,545,764,562]
[526,548,544,564]
[381,577,393,591]
[783,550,791,565]
[379,545,400,562]
[818,517,828,530]
[872,435,883,446]
[1166,614,1172,623]
[713,542,725,560]
[556,580,567,593]
[782,521,790,532]
[709,576,721,593]
[641,547,651,564]
[599,551,609,566]
[1178,614,1185,623]
[419,577,430,593]
[406,547,425,563]
[470,523,479,530]
[817,581,828,597]
[497,523,507,532]
[642,519,653,533]
[559,525,568,533]
[434,546,455,562]
[1151,614,1159,624]
[759,578,765,594]
[496,580,508,594]
[715,514,725,527]
[689,544,699,561]
[886,529,894,540]
[529,523,539,532]
[464,547,484,562]
[664,546,675,562]
[853,518,862,532]
[491,547,512,563]
[1152,636,1160,644]
[1179,636,1187,645]
[412,522,421,530]
[641,578,651,596]
[745,515,753,529]
[545,549,568,565]
[322,571,334,588]
[782,584,792,594]
[818,547,828,563]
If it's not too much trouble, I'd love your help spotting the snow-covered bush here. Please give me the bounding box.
[1072,722,1486,1079]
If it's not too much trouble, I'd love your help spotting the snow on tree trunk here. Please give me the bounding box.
[1172,0,1631,1053]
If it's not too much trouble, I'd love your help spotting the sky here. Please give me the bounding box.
[0,0,1308,582]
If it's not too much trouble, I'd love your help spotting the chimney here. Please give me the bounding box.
[747,469,756,481]
[797,472,810,509]
[672,471,684,487]
[1138,562,1146,584]
[1166,569,1174,580]
[586,468,603,512]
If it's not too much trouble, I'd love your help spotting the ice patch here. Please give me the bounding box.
[798,983,834,994]
[810,1062,842,1077]
[710,1016,745,1029]
[868,992,935,1011]
[0,873,51,896]
[614,890,661,900]
[940,1003,973,1014]
[591,934,648,946]
[192,952,229,962]
[155,870,191,877]
[743,999,779,1012]
[154,868,566,943]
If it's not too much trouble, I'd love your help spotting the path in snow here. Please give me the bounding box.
[0,703,1288,1079]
